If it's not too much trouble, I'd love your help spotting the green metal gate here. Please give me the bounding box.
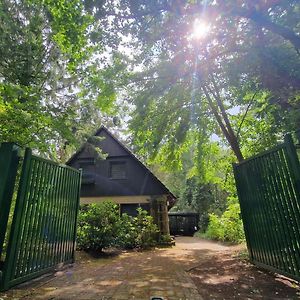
[0,143,81,290]
[233,134,300,281]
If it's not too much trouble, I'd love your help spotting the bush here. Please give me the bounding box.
[77,201,121,252]
[134,208,159,248]
[77,202,159,251]
[158,234,174,246]
[117,208,159,249]
[204,203,245,244]
[204,213,225,240]
[116,213,138,249]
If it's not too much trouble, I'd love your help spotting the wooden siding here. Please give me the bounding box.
[68,128,171,198]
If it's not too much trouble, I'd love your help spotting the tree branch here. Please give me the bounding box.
[236,91,258,142]
[202,84,244,162]
[234,9,300,50]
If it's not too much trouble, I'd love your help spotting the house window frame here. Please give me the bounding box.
[78,157,95,167]
[120,203,150,217]
[78,157,96,185]
[109,161,127,180]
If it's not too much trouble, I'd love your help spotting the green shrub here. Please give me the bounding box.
[77,202,159,251]
[158,234,174,246]
[77,201,121,252]
[116,213,138,249]
[204,203,245,244]
[134,208,159,248]
[205,213,225,240]
[117,208,159,249]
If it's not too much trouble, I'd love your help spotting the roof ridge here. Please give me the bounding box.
[97,127,176,198]
[67,125,176,199]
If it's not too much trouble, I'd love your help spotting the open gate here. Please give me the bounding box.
[0,143,81,290]
[233,134,300,281]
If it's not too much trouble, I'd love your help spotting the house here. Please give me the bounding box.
[67,126,176,235]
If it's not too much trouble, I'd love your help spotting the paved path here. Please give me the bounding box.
[2,237,230,300]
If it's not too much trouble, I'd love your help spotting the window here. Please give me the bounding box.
[120,204,150,217]
[120,204,139,216]
[78,157,95,167]
[78,157,95,185]
[110,161,126,179]
[81,172,95,185]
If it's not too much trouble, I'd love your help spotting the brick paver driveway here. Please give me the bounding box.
[2,237,229,300]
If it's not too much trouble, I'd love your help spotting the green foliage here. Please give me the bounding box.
[2,0,299,245]
[133,208,159,249]
[112,2,300,249]
[0,0,127,158]
[40,0,93,68]
[77,202,159,251]
[77,201,120,252]
[103,0,300,166]
[116,213,137,249]
[158,234,173,246]
[204,203,245,244]
[172,177,227,232]
[118,208,159,249]
[77,1,299,246]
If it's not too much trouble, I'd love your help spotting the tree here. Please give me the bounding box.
[86,0,300,163]
[81,0,299,242]
[0,0,87,151]
[0,0,129,158]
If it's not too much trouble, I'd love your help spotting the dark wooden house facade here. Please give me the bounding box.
[67,126,176,235]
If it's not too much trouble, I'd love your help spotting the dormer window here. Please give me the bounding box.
[110,161,126,179]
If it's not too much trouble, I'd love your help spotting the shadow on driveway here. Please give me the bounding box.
[0,236,299,299]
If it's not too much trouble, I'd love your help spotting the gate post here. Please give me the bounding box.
[232,162,254,261]
[0,143,20,258]
[284,134,300,191]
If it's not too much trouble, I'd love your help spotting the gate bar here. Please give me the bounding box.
[0,148,32,290]
[0,143,20,258]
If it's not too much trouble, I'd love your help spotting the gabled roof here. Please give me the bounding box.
[66,125,176,200]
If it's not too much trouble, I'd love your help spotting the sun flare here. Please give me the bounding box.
[192,19,210,39]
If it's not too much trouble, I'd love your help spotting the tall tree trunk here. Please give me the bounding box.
[202,86,244,163]
[208,74,240,144]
